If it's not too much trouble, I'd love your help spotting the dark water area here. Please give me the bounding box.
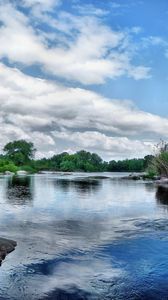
[0,173,168,299]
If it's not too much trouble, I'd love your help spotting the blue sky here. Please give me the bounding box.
[0,0,167,159]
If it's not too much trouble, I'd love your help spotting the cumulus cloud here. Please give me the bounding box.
[21,0,60,12]
[0,1,165,160]
[0,2,150,84]
[52,130,154,159]
[0,63,166,159]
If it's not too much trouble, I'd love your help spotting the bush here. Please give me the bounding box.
[151,142,168,177]
[0,159,18,173]
[145,169,158,180]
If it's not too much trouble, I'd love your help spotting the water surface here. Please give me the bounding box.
[0,173,168,299]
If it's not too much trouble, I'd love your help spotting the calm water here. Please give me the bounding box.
[0,173,168,300]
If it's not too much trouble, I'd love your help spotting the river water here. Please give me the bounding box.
[0,173,168,300]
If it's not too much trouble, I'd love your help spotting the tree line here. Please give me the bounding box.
[0,139,154,173]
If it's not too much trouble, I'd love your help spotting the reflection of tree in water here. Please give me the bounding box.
[156,185,168,206]
[6,176,33,206]
[54,179,101,195]
[39,287,91,300]
[144,183,156,193]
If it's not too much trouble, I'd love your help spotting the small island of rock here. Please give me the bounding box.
[0,238,17,265]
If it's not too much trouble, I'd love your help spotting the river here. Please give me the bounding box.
[0,173,167,300]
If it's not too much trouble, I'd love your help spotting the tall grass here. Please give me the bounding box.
[150,141,168,177]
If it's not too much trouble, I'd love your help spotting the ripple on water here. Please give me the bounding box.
[0,175,168,299]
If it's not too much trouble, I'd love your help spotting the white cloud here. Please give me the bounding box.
[52,130,154,159]
[128,65,151,80]
[0,2,150,84]
[0,63,167,159]
[142,36,167,48]
[0,2,165,159]
[72,4,108,16]
[22,0,60,12]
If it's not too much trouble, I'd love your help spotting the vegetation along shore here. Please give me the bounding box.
[0,140,168,181]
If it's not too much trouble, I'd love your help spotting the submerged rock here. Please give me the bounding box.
[5,171,15,176]
[86,175,110,180]
[121,174,142,180]
[16,170,28,176]
[0,238,17,265]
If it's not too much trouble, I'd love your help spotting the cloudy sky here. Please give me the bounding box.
[0,0,168,160]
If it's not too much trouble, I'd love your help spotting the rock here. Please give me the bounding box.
[131,175,141,180]
[155,177,168,186]
[16,170,28,176]
[121,174,142,180]
[87,176,110,180]
[5,171,14,176]
[0,238,17,265]
[153,176,161,180]
[61,173,72,176]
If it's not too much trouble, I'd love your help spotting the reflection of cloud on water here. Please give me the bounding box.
[0,218,139,263]
[0,175,168,299]
[3,217,168,300]
[0,246,124,300]
[31,176,158,219]
[42,257,123,299]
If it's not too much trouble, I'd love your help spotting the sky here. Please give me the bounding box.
[0,0,168,160]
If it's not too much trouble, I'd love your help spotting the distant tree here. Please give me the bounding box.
[75,150,103,171]
[108,158,145,172]
[1,139,157,174]
[3,140,36,166]
[108,160,118,171]
[60,160,75,172]
[50,152,69,170]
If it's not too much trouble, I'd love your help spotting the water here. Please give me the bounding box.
[0,173,168,299]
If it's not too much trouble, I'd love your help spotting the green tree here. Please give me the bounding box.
[60,160,75,172]
[0,159,18,173]
[3,140,36,166]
